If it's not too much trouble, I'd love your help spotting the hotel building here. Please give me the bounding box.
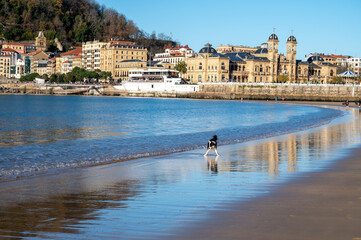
[100,41,147,78]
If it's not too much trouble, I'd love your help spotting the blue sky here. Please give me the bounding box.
[97,0,361,59]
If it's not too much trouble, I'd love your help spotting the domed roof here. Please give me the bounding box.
[254,47,268,55]
[268,33,278,40]
[287,35,297,42]
[306,55,324,63]
[199,43,217,54]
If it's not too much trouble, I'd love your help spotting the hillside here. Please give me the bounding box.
[0,0,176,53]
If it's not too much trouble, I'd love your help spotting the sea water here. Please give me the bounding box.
[0,95,341,180]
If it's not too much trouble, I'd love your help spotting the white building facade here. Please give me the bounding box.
[82,40,105,71]
[347,57,361,75]
[154,45,195,65]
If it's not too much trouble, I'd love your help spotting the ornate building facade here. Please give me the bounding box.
[187,33,337,84]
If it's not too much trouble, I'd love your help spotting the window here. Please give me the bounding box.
[330,70,334,76]
[260,65,263,72]
[221,62,225,70]
[198,75,202,82]
[199,63,202,70]
[222,75,225,81]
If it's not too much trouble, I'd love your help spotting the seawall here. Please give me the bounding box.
[1,83,360,101]
[103,83,360,102]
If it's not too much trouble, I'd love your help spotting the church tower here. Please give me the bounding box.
[35,31,47,51]
[267,33,279,82]
[286,34,297,81]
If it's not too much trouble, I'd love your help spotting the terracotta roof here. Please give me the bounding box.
[1,48,19,53]
[60,47,82,56]
[109,40,134,44]
[167,45,192,51]
[320,54,349,59]
[63,60,70,63]
[3,42,35,46]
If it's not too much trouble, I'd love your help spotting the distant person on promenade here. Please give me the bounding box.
[204,135,219,156]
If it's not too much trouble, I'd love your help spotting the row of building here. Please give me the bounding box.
[0,31,360,84]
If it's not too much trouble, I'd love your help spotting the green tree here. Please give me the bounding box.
[175,61,187,78]
[331,76,345,84]
[20,73,40,82]
[277,75,289,83]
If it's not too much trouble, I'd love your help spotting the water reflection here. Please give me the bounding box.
[0,107,360,239]
[205,155,218,173]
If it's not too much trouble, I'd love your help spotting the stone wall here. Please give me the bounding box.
[198,83,361,101]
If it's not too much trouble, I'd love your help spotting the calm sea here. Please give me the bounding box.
[0,95,341,180]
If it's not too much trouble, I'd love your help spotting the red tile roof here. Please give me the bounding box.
[1,48,19,53]
[3,42,35,46]
[60,47,82,56]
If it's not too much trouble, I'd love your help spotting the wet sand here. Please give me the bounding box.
[171,147,361,240]
[171,103,361,240]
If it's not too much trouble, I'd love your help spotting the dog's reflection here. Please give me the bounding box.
[205,155,218,173]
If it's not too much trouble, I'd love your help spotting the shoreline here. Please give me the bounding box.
[167,105,361,240]
[170,146,361,240]
[0,99,345,184]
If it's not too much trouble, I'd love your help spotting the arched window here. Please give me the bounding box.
[221,62,225,70]
[260,65,263,72]
[199,63,202,70]
[292,46,295,51]
[289,46,291,51]
[269,44,272,49]
[330,70,334,76]
[274,45,276,50]
[243,66,245,71]
[255,65,259,72]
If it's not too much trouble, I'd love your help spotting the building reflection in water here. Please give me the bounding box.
[0,108,360,239]
[218,108,361,176]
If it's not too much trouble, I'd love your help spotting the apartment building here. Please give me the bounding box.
[100,41,147,78]
[82,40,106,71]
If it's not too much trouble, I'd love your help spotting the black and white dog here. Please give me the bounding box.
[204,135,219,156]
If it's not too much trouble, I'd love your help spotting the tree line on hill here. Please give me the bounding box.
[0,0,177,54]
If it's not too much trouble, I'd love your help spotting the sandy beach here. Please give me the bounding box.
[168,102,361,240]
[1,100,361,239]
[171,146,361,240]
